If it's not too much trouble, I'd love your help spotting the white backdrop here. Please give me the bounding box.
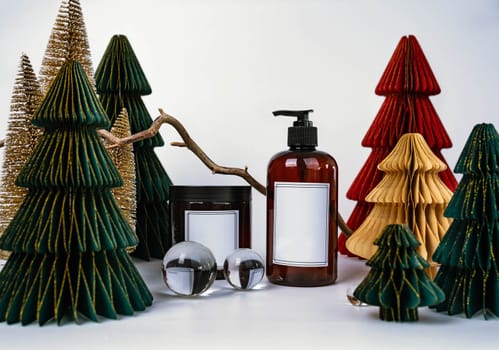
[1,0,498,257]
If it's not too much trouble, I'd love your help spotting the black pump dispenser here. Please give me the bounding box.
[273,109,317,147]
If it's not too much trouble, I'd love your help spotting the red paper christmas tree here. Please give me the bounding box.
[339,34,458,257]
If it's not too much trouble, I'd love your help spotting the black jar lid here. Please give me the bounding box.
[170,186,251,203]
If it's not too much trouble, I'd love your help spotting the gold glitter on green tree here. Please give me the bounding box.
[354,224,445,322]
[432,123,499,319]
[95,34,173,260]
[0,61,152,326]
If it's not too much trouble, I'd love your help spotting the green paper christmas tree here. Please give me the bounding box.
[432,123,499,319]
[95,34,173,260]
[0,60,152,325]
[354,224,445,322]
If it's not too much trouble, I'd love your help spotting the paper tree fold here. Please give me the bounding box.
[432,123,499,319]
[339,35,457,257]
[346,133,453,275]
[0,60,152,325]
[354,224,445,322]
[95,34,173,260]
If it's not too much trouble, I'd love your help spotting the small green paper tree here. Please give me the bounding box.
[0,60,152,325]
[354,224,445,322]
[432,123,499,318]
[95,34,173,260]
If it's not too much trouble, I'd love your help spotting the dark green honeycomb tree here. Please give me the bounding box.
[432,123,499,319]
[0,60,152,325]
[95,34,173,260]
[354,224,445,321]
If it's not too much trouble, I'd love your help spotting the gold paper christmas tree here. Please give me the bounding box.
[339,35,457,257]
[106,108,137,233]
[346,133,453,274]
[39,0,94,94]
[0,54,43,247]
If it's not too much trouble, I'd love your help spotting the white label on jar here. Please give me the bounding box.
[273,182,329,267]
[185,210,239,268]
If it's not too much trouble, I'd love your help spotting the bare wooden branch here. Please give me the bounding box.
[338,212,352,237]
[99,109,267,195]
[99,108,353,237]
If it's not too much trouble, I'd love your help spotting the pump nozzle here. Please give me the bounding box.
[272,109,317,147]
[272,109,314,126]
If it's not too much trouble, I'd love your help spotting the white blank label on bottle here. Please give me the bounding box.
[185,210,239,268]
[273,182,329,267]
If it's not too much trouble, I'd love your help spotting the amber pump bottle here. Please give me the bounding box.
[266,109,338,287]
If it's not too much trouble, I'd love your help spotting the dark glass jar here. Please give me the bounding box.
[170,186,252,279]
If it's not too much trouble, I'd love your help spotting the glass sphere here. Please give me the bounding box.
[162,241,217,296]
[223,248,265,290]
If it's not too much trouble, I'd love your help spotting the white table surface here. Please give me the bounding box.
[0,254,498,350]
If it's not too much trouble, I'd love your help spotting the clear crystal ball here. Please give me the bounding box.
[162,241,217,296]
[223,248,265,290]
